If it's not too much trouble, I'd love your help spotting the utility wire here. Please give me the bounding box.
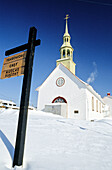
[76,0,112,6]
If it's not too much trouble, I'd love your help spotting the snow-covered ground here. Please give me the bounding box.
[0,109,112,170]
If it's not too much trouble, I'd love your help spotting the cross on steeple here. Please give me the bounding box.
[64,14,70,22]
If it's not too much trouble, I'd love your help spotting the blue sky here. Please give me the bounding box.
[0,0,112,107]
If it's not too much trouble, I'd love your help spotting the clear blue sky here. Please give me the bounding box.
[0,0,112,107]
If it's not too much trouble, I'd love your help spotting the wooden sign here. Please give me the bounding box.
[1,67,25,79]
[1,51,26,79]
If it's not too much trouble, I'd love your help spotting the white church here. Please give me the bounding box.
[36,15,112,121]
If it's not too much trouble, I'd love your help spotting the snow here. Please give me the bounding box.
[0,109,112,170]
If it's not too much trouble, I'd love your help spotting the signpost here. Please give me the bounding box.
[1,27,41,167]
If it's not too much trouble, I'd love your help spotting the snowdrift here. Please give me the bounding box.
[0,109,112,170]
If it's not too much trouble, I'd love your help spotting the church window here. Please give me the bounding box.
[67,38,68,42]
[67,49,70,56]
[54,98,64,103]
[52,96,67,103]
[74,110,79,114]
[92,97,94,111]
[56,77,65,87]
[2,103,7,105]
[96,100,98,112]
[63,50,65,57]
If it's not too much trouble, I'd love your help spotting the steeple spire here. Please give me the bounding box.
[60,14,73,58]
[64,14,69,35]
[56,15,76,75]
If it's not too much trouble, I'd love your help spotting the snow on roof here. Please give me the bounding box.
[103,96,112,99]
[0,99,16,105]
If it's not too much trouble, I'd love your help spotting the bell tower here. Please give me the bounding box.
[56,15,76,75]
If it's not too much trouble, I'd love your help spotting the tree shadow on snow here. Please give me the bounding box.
[0,130,14,161]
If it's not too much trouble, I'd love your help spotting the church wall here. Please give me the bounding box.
[37,65,87,120]
[86,89,104,120]
[68,88,87,120]
[103,96,112,117]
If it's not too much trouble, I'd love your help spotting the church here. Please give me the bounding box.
[36,15,111,121]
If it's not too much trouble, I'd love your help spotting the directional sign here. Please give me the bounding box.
[2,58,25,71]
[1,67,25,79]
[1,51,26,79]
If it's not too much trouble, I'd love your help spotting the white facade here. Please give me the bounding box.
[37,64,85,119]
[36,64,109,120]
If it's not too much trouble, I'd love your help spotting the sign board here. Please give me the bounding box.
[1,51,26,79]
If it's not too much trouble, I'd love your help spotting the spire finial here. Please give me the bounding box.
[64,14,70,22]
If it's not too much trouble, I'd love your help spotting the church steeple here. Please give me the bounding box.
[56,15,76,75]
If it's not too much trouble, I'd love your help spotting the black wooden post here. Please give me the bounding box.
[13,27,37,167]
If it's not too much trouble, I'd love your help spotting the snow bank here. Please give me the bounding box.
[0,109,112,170]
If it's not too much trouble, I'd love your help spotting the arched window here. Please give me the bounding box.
[67,38,68,42]
[63,50,65,57]
[52,96,67,103]
[67,49,70,56]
